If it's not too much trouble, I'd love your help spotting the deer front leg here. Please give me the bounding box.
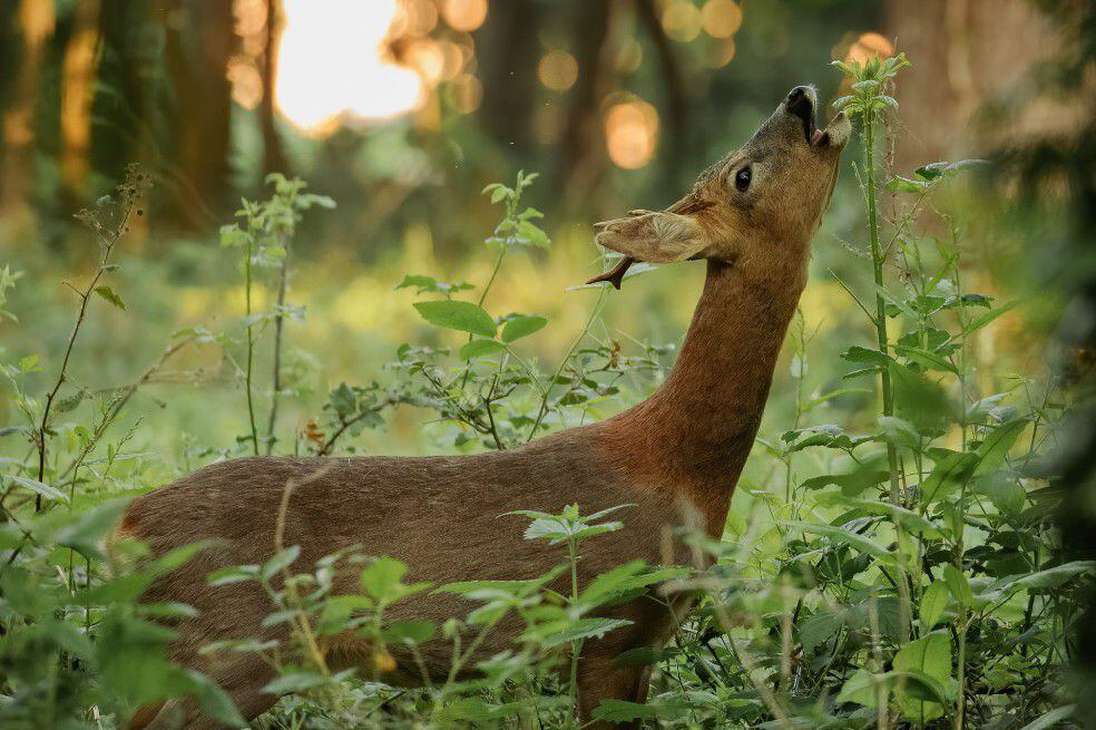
[576,649,653,730]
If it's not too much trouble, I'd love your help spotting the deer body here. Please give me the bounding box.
[124,87,850,728]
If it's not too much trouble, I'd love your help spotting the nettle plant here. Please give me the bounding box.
[217,173,336,457]
[306,170,674,457]
[202,501,675,728]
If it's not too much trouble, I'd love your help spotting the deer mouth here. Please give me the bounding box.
[786,86,817,146]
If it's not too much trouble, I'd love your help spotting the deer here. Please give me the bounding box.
[120,85,850,729]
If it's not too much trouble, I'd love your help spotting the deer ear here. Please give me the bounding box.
[593,211,708,264]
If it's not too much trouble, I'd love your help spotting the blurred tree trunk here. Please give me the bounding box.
[161,0,236,231]
[89,1,148,188]
[30,3,76,246]
[557,0,612,209]
[261,0,286,177]
[0,0,51,214]
[885,0,1060,171]
[634,0,687,173]
[476,0,542,153]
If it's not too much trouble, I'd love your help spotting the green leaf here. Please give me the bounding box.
[894,345,957,374]
[383,620,436,644]
[414,300,496,338]
[921,450,978,504]
[886,175,930,193]
[786,521,893,563]
[836,668,881,708]
[836,498,943,537]
[516,220,550,248]
[359,556,429,603]
[500,315,547,343]
[1019,705,1076,730]
[7,474,68,503]
[262,671,329,695]
[459,338,506,360]
[943,564,974,608]
[1005,561,1095,592]
[973,419,1028,477]
[920,581,950,629]
[800,610,843,654]
[395,274,473,296]
[975,472,1026,515]
[94,285,127,310]
[592,699,659,723]
[538,617,632,648]
[260,545,301,581]
[219,224,249,248]
[893,631,952,721]
[53,498,130,559]
[577,562,685,609]
[962,300,1018,336]
[915,162,949,180]
[841,345,894,368]
[801,469,890,497]
[889,362,952,435]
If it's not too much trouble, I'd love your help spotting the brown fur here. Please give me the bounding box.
[122,87,848,729]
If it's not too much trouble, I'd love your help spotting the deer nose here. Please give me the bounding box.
[786,86,815,112]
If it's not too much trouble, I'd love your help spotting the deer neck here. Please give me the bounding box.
[604,256,807,528]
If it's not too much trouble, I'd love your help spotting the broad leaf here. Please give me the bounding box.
[414,300,496,338]
[459,338,506,360]
[920,581,950,629]
[500,315,547,343]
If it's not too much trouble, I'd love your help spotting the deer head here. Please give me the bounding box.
[589,86,851,289]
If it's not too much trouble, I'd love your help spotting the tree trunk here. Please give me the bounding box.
[884,0,1060,171]
[260,0,286,178]
[475,0,542,153]
[161,0,235,231]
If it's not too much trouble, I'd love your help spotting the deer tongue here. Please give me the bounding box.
[585,257,634,290]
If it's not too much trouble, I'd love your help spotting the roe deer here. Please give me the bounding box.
[121,85,850,729]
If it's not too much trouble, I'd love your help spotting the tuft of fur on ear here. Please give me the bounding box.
[593,211,708,264]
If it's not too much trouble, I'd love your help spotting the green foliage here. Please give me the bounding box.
[1,59,1090,729]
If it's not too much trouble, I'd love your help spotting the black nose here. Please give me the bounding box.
[785,86,815,143]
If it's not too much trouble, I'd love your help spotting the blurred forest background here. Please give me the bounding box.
[1,0,1083,453]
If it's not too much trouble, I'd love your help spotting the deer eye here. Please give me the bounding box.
[734,166,752,192]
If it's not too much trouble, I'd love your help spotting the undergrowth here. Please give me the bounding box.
[0,56,1091,729]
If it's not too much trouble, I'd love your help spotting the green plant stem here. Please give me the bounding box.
[955,616,968,730]
[863,103,912,642]
[245,237,260,456]
[568,535,582,721]
[527,287,607,442]
[478,246,507,311]
[33,221,128,511]
[265,250,289,454]
[864,109,900,504]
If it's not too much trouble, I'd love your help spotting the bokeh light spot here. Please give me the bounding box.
[704,38,736,68]
[845,32,895,64]
[701,0,742,39]
[227,57,263,109]
[439,0,488,33]
[538,50,579,92]
[276,0,424,133]
[605,99,659,170]
[392,0,438,37]
[662,1,702,43]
